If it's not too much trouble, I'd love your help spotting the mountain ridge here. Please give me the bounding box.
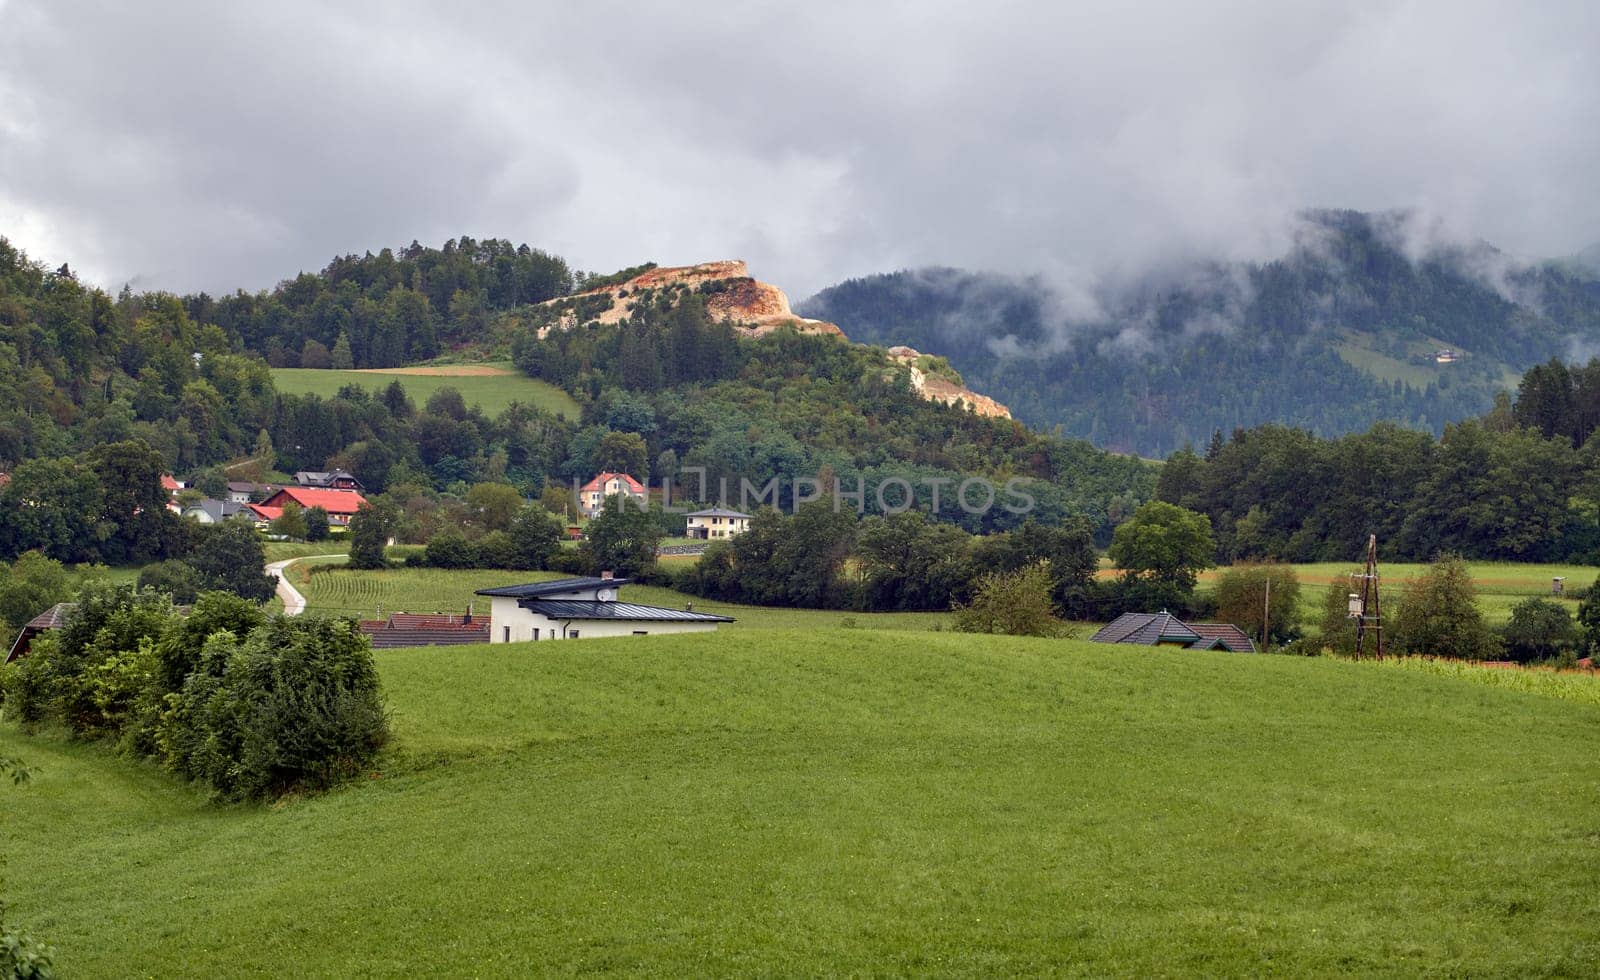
[799,210,1600,455]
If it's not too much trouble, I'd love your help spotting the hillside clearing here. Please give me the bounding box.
[3,631,1598,975]
[270,361,578,418]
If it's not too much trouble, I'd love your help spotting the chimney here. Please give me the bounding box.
[600,570,614,581]
[685,602,694,613]
[464,602,473,625]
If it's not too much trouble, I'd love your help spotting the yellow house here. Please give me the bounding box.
[686,507,751,540]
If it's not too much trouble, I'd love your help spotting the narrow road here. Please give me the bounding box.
[266,554,346,616]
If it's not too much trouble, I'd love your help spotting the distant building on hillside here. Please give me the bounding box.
[183,498,251,524]
[578,472,646,517]
[475,573,732,642]
[226,481,274,504]
[686,507,752,540]
[257,486,368,527]
[1089,612,1256,652]
[294,469,365,491]
[1434,348,1461,364]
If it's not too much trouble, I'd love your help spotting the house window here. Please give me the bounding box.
[569,630,580,639]
[503,626,510,642]
[632,630,648,635]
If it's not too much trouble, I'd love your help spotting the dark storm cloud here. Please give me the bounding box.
[1,0,1596,297]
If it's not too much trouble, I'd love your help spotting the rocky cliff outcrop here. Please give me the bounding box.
[546,260,845,337]
[886,346,1011,419]
[539,261,1009,418]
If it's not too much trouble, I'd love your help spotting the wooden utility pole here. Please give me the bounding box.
[1352,534,1384,659]
[1262,577,1271,652]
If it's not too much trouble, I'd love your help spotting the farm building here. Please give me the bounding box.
[6,601,75,664]
[359,612,490,649]
[686,507,752,540]
[258,486,368,526]
[578,472,646,517]
[1089,612,1257,652]
[475,574,733,642]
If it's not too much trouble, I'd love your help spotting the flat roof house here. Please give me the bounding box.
[686,507,752,540]
[475,574,732,643]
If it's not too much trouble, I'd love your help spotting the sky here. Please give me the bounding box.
[1,0,1596,299]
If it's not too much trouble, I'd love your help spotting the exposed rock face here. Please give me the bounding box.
[551,260,844,337]
[885,346,1012,419]
[541,260,1009,417]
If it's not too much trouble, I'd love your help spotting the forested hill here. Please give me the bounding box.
[799,210,1600,456]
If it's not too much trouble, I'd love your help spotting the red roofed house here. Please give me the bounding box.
[579,472,646,517]
[161,473,184,513]
[358,612,489,649]
[258,486,368,527]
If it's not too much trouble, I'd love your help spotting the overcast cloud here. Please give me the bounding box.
[1,0,1596,298]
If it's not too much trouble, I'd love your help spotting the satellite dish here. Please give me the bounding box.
[597,588,616,603]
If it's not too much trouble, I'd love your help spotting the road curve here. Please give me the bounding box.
[266,554,346,616]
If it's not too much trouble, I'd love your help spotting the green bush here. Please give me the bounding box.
[164,617,389,800]
[952,560,1071,638]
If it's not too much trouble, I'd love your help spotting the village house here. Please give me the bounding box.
[686,506,752,540]
[183,498,251,524]
[226,481,272,504]
[1089,612,1257,652]
[578,472,646,517]
[293,469,365,491]
[255,486,368,527]
[475,573,732,642]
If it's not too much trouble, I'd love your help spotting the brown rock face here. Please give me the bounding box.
[884,345,1012,419]
[557,261,844,337]
[544,260,1009,417]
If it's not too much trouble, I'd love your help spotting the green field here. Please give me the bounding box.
[291,561,950,631]
[4,631,1599,975]
[270,361,579,418]
[1196,561,1599,629]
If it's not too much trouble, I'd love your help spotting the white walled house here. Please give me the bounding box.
[578,472,647,518]
[686,507,751,540]
[475,575,733,642]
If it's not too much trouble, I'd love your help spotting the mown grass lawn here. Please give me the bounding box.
[3,632,1599,975]
[270,362,578,418]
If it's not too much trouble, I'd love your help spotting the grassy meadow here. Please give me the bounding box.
[270,361,578,418]
[4,630,1599,975]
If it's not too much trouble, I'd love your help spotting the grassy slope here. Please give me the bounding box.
[4,632,1599,976]
[291,562,951,631]
[270,362,579,418]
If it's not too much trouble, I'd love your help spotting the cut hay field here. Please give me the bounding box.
[290,561,950,631]
[4,631,1598,975]
[1195,561,1599,628]
[271,361,578,418]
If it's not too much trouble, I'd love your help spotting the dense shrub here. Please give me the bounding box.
[952,561,1071,638]
[0,586,388,802]
[1501,597,1578,663]
[137,559,203,604]
[163,617,388,800]
[1390,556,1501,660]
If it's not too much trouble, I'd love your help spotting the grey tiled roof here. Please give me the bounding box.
[474,577,633,598]
[520,599,734,623]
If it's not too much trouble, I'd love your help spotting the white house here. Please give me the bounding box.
[579,472,646,517]
[686,507,751,540]
[475,574,733,642]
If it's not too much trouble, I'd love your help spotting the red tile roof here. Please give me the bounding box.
[358,614,489,649]
[161,474,181,492]
[248,504,285,522]
[579,472,645,494]
[261,487,368,514]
